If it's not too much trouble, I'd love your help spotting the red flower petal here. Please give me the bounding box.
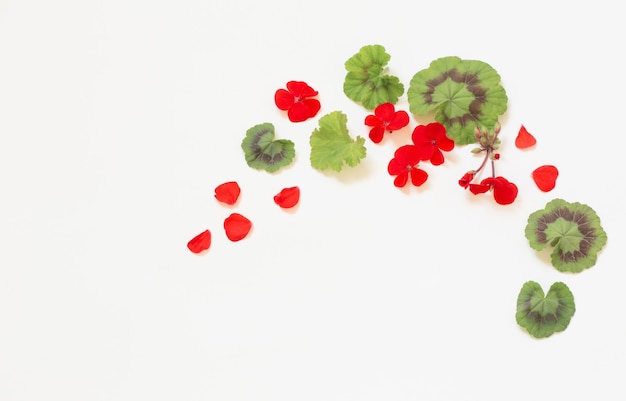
[410,168,428,186]
[364,115,382,127]
[532,165,559,192]
[374,102,395,121]
[368,126,385,144]
[286,81,318,98]
[214,181,241,205]
[393,171,409,187]
[515,125,537,149]
[287,102,311,122]
[274,89,294,110]
[223,213,252,242]
[492,178,518,205]
[187,229,211,253]
[387,110,409,131]
[302,98,321,118]
[469,183,490,194]
[274,186,300,208]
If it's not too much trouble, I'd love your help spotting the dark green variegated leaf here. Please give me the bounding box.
[407,56,508,145]
[525,198,607,273]
[343,44,404,110]
[241,123,295,173]
[516,281,575,339]
[309,111,366,172]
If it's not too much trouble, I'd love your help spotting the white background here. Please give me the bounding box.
[1,1,625,400]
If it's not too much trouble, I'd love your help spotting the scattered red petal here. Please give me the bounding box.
[532,165,559,192]
[274,186,300,209]
[187,229,211,253]
[515,125,537,149]
[223,213,252,242]
[214,181,241,205]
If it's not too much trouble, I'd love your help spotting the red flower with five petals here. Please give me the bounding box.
[469,176,518,205]
[364,102,410,143]
[387,145,428,188]
[274,81,321,122]
[411,122,455,165]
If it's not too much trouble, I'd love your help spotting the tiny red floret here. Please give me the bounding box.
[387,145,428,188]
[515,125,537,149]
[274,186,300,209]
[364,102,410,143]
[214,181,241,205]
[274,81,321,122]
[411,122,455,165]
[223,213,252,242]
[459,171,475,189]
[187,229,211,254]
[532,165,559,192]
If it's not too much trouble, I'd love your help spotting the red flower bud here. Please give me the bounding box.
[458,171,475,188]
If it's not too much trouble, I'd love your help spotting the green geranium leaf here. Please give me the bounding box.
[407,56,508,145]
[516,281,576,339]
[241,122,295,173]
[343,44,404,110]
[310,111,366,172]
[525,199,607,273]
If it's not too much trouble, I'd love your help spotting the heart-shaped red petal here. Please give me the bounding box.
[274,186,300,209]
[515,125,537,149]
[532,165,559,192]
[214,181,241,205]
[223,213,252,242]
[187,229,211,253]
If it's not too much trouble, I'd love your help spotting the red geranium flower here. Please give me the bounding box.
[387,145,428,188]
[411,122,455,165]
[469,176,518,205]
[274,81,321,122]
[364,102,409,143]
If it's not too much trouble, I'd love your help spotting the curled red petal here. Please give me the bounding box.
[515,125,537,149]
[187,229,211,254]
[214,181,241,205]
[223,213,252,242]
[274,89,294,110]
[469,183,490,194]
[274,186,300,208]
[532,165,559,192]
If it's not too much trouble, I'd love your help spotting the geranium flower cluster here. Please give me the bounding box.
[458,124,518,205]
[365,103,455,188]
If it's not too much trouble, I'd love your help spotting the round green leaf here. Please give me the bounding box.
[516,281,575,338]
[241,123,295,173]
[525,199,607,273]
[343,44,404,110]
[407,56,508,145]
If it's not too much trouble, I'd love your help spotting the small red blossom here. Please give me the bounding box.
[459,171,475,188]
[387,145,428,188]
[515,125,537,149]
[532,165,559,192]
[411,122,455,165]
[187,229,211,254]
[469,176,518,205]
[274,81,321,122]
[274,186,300,209]
[364,102,410,143]
[214,181,241,205]
[223,213,252,242]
